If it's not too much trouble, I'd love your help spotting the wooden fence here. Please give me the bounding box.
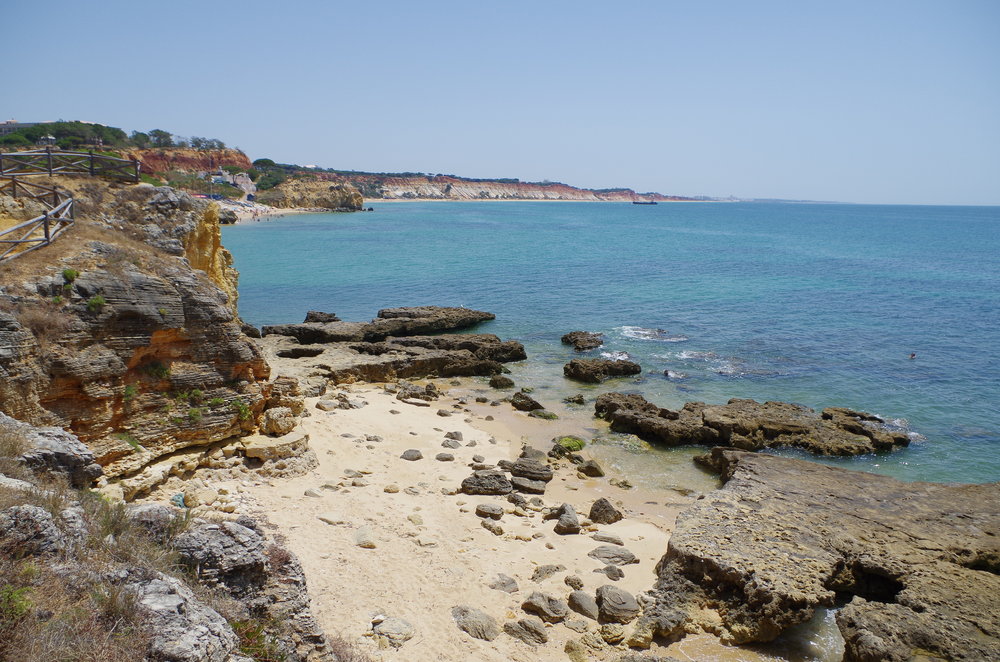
[0,149,139,262]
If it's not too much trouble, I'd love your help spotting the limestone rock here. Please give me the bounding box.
[589,498,624,524]
[564,358,641,383]
[589,545,638,566]
[475,503,504,520]
[451,605,500,641]
[174,521,266,589]
[261,407,296,436]
[531,564,565,582]
[2,412,103,487]
[372,616,414,648]
[504,617,548,645]
[510,457,554,483]
[640,449,1000,660]
[522,591,569,623]
[461,470,512,495]
[489,574,519,593]
[596,585,640,624]
[0,504,66,555]
[511,476,547,494]
[553,503,582,535]
[595,393,911,456]
[489,374,515,389]
[569,590,600,620]
[561,331,604,351]
[400,449,423,461]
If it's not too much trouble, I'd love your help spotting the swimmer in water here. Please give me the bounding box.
[909,353,916,360]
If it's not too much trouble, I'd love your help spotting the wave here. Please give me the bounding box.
[618,326,689,343]
[601,351,632,361]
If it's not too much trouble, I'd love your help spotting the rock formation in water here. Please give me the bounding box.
[564,358,642,383]
[636,448,1000,661]
[595,393,910,456]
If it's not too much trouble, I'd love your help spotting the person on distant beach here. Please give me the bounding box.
[909,353,916,359]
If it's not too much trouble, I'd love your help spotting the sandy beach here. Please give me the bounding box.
[160,380,786,662]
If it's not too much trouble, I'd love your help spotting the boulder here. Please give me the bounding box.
[401,449,423,461]
[304,310,340,323]
[553,503,582,535]
[569,591,600,620]
[639,449,1000,660]
[489,574,519,593]
[0,504,66,555]
[503,617,548,645]
[596,585,640,624]
[174,521,267,592]
[510,457,554,483]
[564,358,641,384]
[261,407,296,436]
[452,605,500,641]
[2,412,103,488]
[475,503,504,520]
[372,616,414,648]
[595,393,910,456]
[522,591,569,623]
[561,331,604,351]
[590,498,624,524]
[511,476,547,494]
[489,374,515,389]
[511,391,544,412]
[579,460,605,477]
[589,545,638,566]
[461,470,512,495]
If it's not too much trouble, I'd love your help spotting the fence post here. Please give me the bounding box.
[43,212,50,242]
[47,147,53,176]
[90,150,95,176]
[11,176,16,199]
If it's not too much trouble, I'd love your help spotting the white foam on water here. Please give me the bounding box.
[600,351,632,361]
[617,326,689,342]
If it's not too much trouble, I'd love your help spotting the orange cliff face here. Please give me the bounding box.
[309,172,694,202]
[123,148,252,175]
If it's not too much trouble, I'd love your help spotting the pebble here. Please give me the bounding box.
[304,488,322,498]
[472,454,485,463]
[481,519,504,536]
[475,503,504,520]
[389,409,401,415]
[401,449,423,461]
[489,574,519,593]
[592,532,624,546]
[404,487,420,495]
[355,526,376,548]
[565,575,584,590]
[445,431,463,441]
[442,440,462,449]
[436,453,455,462]
[437,410,452,417]
[351,478,369,487]
[384,484,400,493]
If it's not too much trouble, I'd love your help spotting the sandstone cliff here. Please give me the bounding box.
[256,177,364,211]
[312,172,693,202]
[0,182,280,481]
[124,147,253,176]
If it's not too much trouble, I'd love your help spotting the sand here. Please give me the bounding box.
[218,382,784,661]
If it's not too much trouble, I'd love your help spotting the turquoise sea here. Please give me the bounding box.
[223,201,1000,485]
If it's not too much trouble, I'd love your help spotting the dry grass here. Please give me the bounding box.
[327,634,375,662]
[13,302,74,348]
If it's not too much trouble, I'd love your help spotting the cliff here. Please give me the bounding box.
[256,177,364,210]
[0,181,286,482]
[124,147,253,175]
[310,172,693,202]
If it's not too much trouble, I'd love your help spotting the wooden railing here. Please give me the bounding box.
[0,148,139,183]
[0,149,139,262]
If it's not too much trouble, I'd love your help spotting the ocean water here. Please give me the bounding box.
[223,201,1000,485]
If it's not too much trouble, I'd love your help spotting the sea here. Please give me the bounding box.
[222,201,1000,487]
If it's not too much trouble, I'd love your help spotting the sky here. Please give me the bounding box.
[4,1,999,205]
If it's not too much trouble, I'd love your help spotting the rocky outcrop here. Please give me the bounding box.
[595,393,910,456]
[638,449,1000,661]
[1,412,102,487]
[262,306,496,343]
[561,331,604,351]
[0,184,284,481]
[124,148,252,176]
[564,358,642,383]
[256,177,363,211]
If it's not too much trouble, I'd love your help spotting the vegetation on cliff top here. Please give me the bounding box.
[0,121,230,154]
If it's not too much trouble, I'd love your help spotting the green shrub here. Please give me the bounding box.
[207,398,225,407]
[50,295,63,305]
[113,433,143,452]
[187,408,203,423]
[231,400,251,421]
[0,585,32,621]
[61,269,79,283]
[86,295,106,312]
[231,619,287,662]
[143,361,170,379]
[123,385,138,401]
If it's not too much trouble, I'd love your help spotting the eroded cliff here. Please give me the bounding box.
[256,177,364,210]
[124,147,253,175]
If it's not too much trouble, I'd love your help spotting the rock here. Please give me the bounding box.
[510,392,542,412]
[552,435,587,452]
[475,503,504,520]
[596,585,641,623]
[564,394,586,405]
[400,449,423,461]
[532,564,566,582]
[565,575,584,590]
[315,400,340,411]
[589,546,638,566]
[133,574,239,662]
[436,453,455,462]
[601,623,627,644]
[569,591,600,620]
[565,618,590,633]
[511,457,554,483]
[276,346,325,359]
[174,521,266,590]
[593,532,624,546]
[553,503,582,535]
[489,374,515,389]
[511,476,547,494]
[489,574,519,593]
[2,413,103,488]
[522,591,569,623]
[461,471,512,495]
[562,331,604,351]
[595,393,910,456]
[452,605,500,641]
[595,565,625,580]
[579,460,605,477]
[304,488,322,497]
[372,616,414,648]
[481,519,504,536]
[442,439,462,449]
[437,409,452,417]
[261,407,296,436]
[445,430,464,441]
[590,498,624,524]
[354,526,376,548]
[529,409,559,420]
[564,358,641,383]
[641,449,1000,660]
[0,504,66,555]
[241,322,262,338]
[503,617,548,645]
[304,310,339,323]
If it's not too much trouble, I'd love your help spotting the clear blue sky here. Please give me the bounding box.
[4,1,998,204]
